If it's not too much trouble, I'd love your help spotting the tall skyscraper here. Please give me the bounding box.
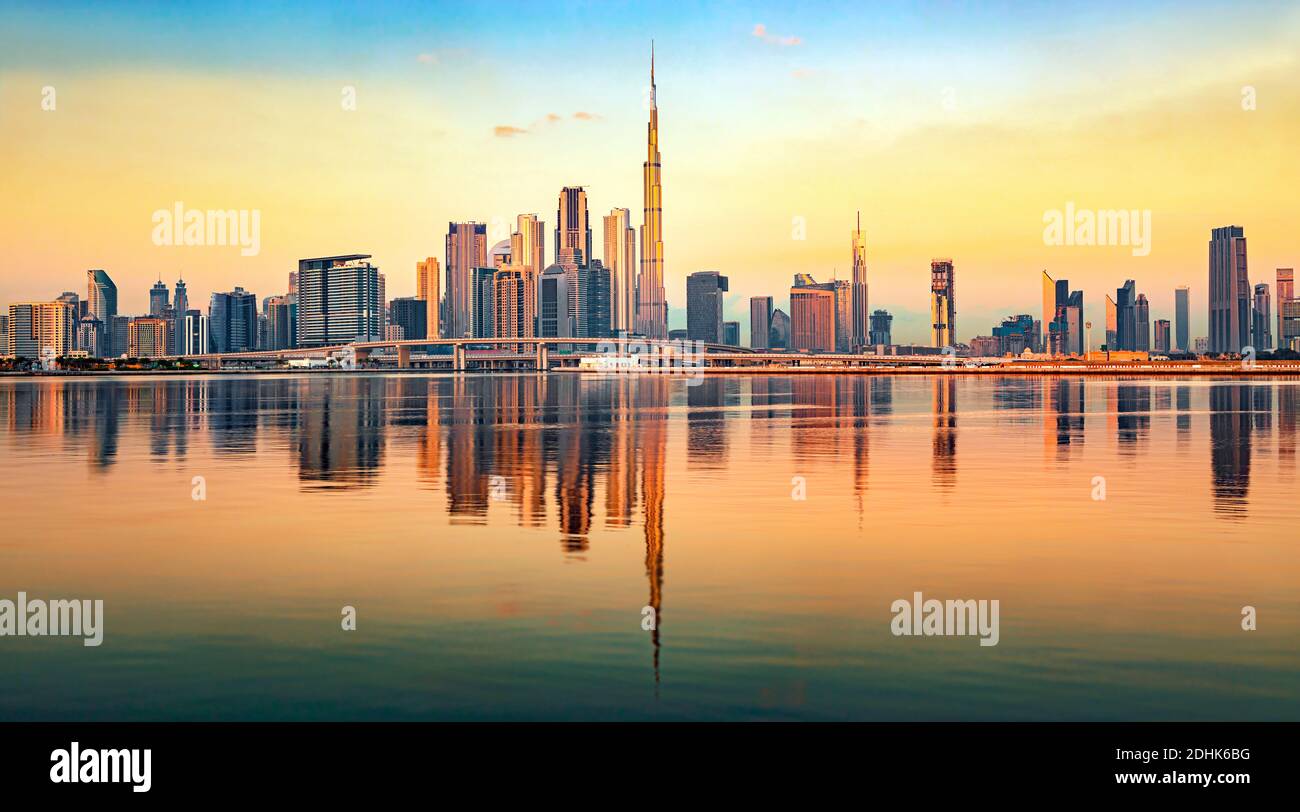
[930,259,956,348]
[1277,269,1294,348]
[1135,293,1150,351]
[686,271,728,344]
[1116,280,1137,350]
[1253,283,1272,351]
[149,278,170,316]
[603,208,637,334]
[851,211,868,350]
[296,254,384,348]
[555,187,592,268]
[1041,270,1056,353]
[471,266,496,339]
[791,285,835,352]
[209,287,258,352]
[173,277,189,354]
[1105,293,1118,349]
[416,257,441,340]
[749,296,773,349]
[446,222,487,338]
[511,214,545,334]
[1208,225,1250,354]
[1174,286,1190,353]
[86,269,117,355]
[636,44,667,340]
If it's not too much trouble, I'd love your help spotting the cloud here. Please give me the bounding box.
[416,53,437,64]
[494,111,600,138]
[752,23,802,47]
[791,68,816,79]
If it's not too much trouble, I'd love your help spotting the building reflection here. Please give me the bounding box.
[932,377,957,488]
[1209,384,1252,518]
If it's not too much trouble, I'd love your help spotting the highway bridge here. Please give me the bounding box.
[169,337,1300,375]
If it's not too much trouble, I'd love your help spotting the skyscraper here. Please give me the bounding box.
[1135,293,1150,351]
[636,43,667,340]
[1277,269,1294,348]
[851,211,868,350]
[1208,225,1250,354]
[149,278,170,316]
[265,295,296,349]
[209,287,258,353]
[446,222,487,338]
[128,317,169,358]
[869,309,893,346]
[1253,283,1272,351]
[1154,319,1171,354]
[492,267,529,340]
[604,208,636,334]
[417,257,441,340]
[471,266,496,339]
[296,255,384,348]
[791,285,835,352]
[86,269,117,355]
[686,271,728,344]
[511,214,545,334]
[1174,286,1190,352]
[749,296,772,349]
[173,277,189,354]
[1116,280,1137,350]
[930,259,955,348]
[723,321,739,347]
[1041,270,1056,353]
[539,264,573,338]
[555,187,592,268]
[578,260,613,339]
[6,301,76,357]
[769,308,790,349]
[1105,293,1118,349]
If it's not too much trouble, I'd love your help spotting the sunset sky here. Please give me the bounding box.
[2,0,1298,343]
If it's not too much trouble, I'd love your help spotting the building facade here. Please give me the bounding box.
[686,271,728,344]
[749,296,772,349]
[296,255,384,348]
[930,259,956,348]
[1208,225,1251,354]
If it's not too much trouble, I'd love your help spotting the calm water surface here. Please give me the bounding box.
[0,373,1297,720]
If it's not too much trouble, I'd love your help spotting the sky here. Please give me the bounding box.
[2,0,1299,344]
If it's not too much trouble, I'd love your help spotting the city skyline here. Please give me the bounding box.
[3,1,1299,344]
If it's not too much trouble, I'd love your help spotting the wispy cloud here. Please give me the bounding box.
[493,112,600,138]
[791,68,816,79]
[752,23,802,47]
[416,52,437,64]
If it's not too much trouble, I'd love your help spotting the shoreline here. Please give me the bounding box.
[4,364,1300,379]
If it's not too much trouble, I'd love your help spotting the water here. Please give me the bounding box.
[0,373,1296,721]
